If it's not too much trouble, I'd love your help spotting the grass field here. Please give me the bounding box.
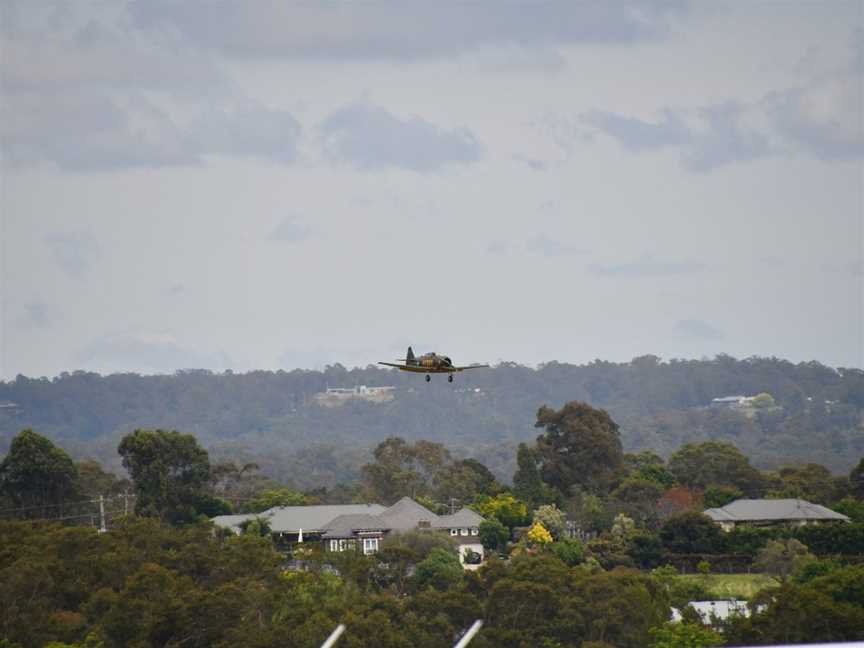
[678,573,779,599]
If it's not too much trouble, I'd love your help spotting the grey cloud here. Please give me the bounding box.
[3,92,199,171]
[128,1,688,60]
[19,301,60,329]
[674,319,724,340]
[43,229,101,278]
[320,103,483,172]
[822,260,864,277]
[683,103,770,171]
[589,255,705,277]
[271,218,311,243]
[763,82,864,161]
[487,241,509,255]
[76,331,235,374]
[583,103,770,171]
[526,236,585,257]
[513,155,549,171]
[3,89,302,170]
[582,109,689,152]
[582,33,863,169]
[190,106,302,162]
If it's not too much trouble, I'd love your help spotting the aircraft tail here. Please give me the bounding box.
[406,346,415,364]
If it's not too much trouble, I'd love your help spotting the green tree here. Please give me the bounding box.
[850,457,864,500]
[649,621,724,648]
[659,512,723,554]
[534,402,624,495]
[413,548,463,592]
[750,392,777,409]
[117,429,211,524]
[0,429,78,517]
[239,488,305,513]
[769,463,847,504]
[754,538,815,582]
[479,519,510,554]
[668,441,765,496]
[439,458,500,504]
[513,443,556,507]
[74,459,130,498]
[702,484,743,509]
[550,537,584,566]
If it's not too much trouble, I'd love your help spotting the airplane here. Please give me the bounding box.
[378,347,489,382]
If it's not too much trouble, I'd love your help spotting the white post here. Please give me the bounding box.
[453,620,483,648]
[98,495,107,533]
[320,624,346,648]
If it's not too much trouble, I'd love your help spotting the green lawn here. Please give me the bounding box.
[678,573,779,599]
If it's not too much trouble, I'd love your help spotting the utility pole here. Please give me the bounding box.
[98,495,107,533]
[123,491,129,516]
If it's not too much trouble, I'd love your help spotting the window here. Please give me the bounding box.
[329,540,339,552]
[363,538,379,554]
[460,528,469,536]
[450,528,458,536]
[470,527,479,536]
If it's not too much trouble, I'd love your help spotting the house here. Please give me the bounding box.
[704,498,850,532]
[671,600,752,626]
[710,396,750,409]
[314,385,396,406]
[212,496,486,565]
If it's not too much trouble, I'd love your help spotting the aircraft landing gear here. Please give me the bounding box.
[448,375,454,383]
[425,374,431,382]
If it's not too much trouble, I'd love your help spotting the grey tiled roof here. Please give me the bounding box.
[704,499,850,523]
[379,496,438,530]
[213,503,386,534]
[321,514,391,538]
[433,508,484,529]
[212,498,490,538]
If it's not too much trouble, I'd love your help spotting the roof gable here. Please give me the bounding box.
[704,499,850,523]
[434,507,484,528]
[380,496,438,530]
[251,503,386,533]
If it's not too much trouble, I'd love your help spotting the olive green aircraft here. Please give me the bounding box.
[378,347,489,382]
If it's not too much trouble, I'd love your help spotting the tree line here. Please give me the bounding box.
[1,355,862,487]
[2,398,864,647]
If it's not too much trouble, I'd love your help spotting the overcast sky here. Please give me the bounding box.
[1,1,862,378]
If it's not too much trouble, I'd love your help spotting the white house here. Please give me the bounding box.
[212,496,486,566]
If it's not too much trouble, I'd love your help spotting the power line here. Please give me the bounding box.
[0,493,135,516]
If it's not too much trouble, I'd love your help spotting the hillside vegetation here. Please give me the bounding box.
[1,355,862,486]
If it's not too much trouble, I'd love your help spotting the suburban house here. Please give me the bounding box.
[212,496,486,565]
[671,600,754,627]
[704,498,850,532]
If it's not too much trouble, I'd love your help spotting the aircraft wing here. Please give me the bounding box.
[378,362,406,368]
[454,364,490,371]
